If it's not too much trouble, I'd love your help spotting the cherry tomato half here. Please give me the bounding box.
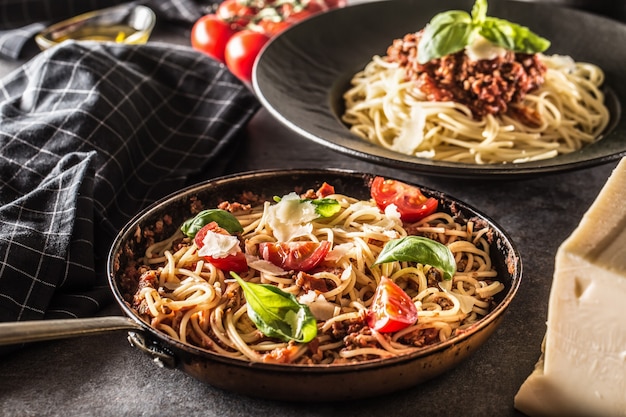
[259,241,331,272]
[370,176,438,223]
[194,222,248,273]
[224,29,270,83]
[190,14,236,63]
[205,251,248,273]
[367,276,418,333]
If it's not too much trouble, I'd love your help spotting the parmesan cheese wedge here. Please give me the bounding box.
[514,158,626,417]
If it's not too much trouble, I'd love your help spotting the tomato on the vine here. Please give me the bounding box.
[191,0,346,82]
[322,0,347,9]
[367,276,418,333]
[216,0,257,29]
[370,176,439,223]
[281,0,326,23]
[190,14,236,63]
[256,18,291,36]
[259,241,331,272]
[224,29,270,83]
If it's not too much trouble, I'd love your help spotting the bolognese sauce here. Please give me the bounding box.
[386,31,547,122]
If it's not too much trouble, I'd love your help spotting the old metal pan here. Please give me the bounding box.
[0,169,522,401]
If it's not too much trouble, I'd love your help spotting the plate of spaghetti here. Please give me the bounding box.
[109,169,521,400]
[253,0,626,178]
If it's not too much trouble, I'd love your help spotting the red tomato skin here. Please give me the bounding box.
[370,176,438,223]
[216,0,256,28]
[190,14,237,63]
[323,0,347,9]
[259,241,331,272]
[257,18,292,36]
[194,222,248,273]
[282,0,326,23]
[367,276,418,333]
[206,251,248,273]
[193,221,222,248]
[224,30,270,83]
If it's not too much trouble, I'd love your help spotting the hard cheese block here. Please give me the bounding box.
[515,158,626,417]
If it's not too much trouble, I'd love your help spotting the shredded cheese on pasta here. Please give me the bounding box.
[342,54,609,164]
[132,190,505,365]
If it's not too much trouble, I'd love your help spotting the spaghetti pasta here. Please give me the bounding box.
[342,53,610,164]
[127,183,505,365]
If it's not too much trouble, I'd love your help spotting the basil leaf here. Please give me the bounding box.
[309,198,341,218]
[180,209,243,238]
[372,236,457,281]
[480,17,550,54]
[429,9,469,28]
[417,0,550,64]
[418,10,473,64]
[230,272,318,343]
[470,0,487,24]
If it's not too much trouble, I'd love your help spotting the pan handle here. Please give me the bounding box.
[0,316,143,346]
[127,331,177,368]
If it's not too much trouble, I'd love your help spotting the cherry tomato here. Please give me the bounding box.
[224,29,270,83]
[190,14,237,63]
[216,0,256,29]
[257,18,292,36]
[323,0,347,9]
[194,222,248,273]
[367,276,418,333]
[259,241,331,272]
[281,0,326,23]
[204,251,248,273]
[194,221,223,248]
[370,176,438,223]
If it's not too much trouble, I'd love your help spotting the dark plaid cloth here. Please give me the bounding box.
[0,31,260,352]
[0,0,212,60]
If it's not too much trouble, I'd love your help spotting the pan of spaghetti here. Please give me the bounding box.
[253,0,626,178]
[107,169,522,400]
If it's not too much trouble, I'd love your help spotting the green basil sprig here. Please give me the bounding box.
[230,272,318,343]
[417,0,550,64]
[372,236,457,281]
[180,209,243,238]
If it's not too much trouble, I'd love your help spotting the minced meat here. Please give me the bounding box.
[386,31,547,123]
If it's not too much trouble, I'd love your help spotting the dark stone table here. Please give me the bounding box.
[0,5,621,415]
[0,102,619,415]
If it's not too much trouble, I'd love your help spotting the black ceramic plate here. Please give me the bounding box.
[108,168,522,400]
[253,0,626,179]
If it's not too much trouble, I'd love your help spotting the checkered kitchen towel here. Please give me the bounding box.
[0,3,260,351]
